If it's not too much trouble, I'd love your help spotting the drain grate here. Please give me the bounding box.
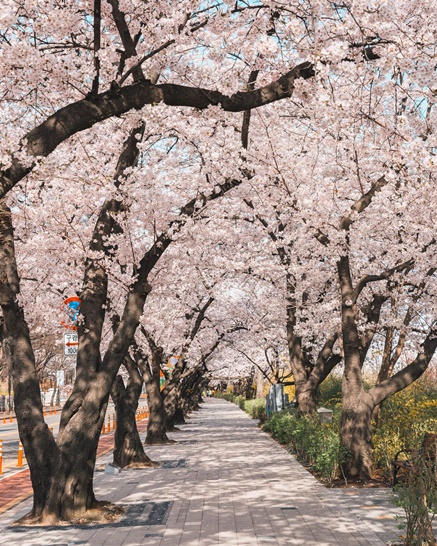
[22,543,86,546]
[122,501,174,526]
[23,540,87,546]
[160,459,187,468]
[178,440,197,445]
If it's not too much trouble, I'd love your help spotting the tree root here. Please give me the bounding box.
[13,501,125,526]
[122,459,159,469]
[144,438,177,445]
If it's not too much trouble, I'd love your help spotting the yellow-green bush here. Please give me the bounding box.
[372,377,437,479]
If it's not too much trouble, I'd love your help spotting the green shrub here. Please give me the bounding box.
[318,375,343,409]
[263,410,346,483]
[395,451,437,545]
[373,377,437,480]
[264,411,296,444]
[234,395,246,409]
[214,392,237,402]
[243,398,267,423]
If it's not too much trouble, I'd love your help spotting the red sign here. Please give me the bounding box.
[61,296,81,330]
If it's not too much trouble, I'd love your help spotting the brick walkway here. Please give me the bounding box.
[0,400,405,545]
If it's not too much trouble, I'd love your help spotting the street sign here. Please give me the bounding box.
[64,332,78,356]
[61,296,81,330]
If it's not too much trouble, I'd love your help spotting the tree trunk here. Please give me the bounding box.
[163,384,181,432]
[139,358,174,445]
[50,375,58,407]
[0,203,60,521]
[2,302,60,521]
[41,383,109,522]
[341,389,374,480]
[296,388,318,414]
[111,365,156,468]
[173,404,186,425]
[256,369,265,398]
[337,256,374,480]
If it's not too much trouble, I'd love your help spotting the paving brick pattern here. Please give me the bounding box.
[0,400,404,545]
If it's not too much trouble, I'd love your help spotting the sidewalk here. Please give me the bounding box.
[0,399,404,545]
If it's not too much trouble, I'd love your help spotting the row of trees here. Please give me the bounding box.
[0,0,435,523]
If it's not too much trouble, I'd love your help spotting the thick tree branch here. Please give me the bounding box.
[0,62,314,199]
[241,69,259,150]
[352,258,415,302]
[358,294,388,363]
[370,324,437,407]
[340,176,389,231]
[91,0,102,96]
[107,0,145,81]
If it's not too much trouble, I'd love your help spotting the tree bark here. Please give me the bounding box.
[111,366,156,468]
[337,250,437,481]
[0,202,60,521]
[135,346,174,445]
[0,62,315,200]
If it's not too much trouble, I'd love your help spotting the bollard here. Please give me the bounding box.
[2,413,5,424]
[9,412,12,423]
[102,422,106,435]
[107,415,111,432]
[0,439,2,475]
[49,406,52,415]
[43,407,46,417]
[49,427,53,434]
[54,406,57,415]
[112,413,115,431]
[17,441,23,467]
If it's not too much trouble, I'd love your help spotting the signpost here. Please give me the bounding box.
[64,333,78,356]
[61,296,81,357]
[61,296,81,331]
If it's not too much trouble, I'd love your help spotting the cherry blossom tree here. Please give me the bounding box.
[0,0,436,518]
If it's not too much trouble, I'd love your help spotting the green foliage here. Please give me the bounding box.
[214,392,238,402]
[235,395,246,409]
[395,452,437,546]
[263,410,346,483]
[373,377,437,480]
[319,373,437,482]
[318,375,343,409]
[243,398,267,423]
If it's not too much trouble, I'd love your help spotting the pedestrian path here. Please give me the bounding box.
[0,399,404,545]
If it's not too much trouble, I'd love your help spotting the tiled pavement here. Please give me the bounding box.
[0,399,405,545]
